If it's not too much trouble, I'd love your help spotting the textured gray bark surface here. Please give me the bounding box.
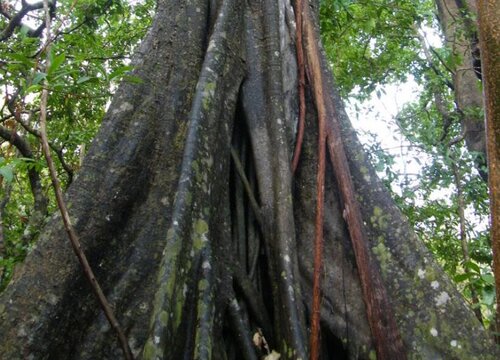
[0,0,497,359]
[435,0,486,171]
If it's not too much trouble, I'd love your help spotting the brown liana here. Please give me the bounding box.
[38,1,134,359]
[292,2,407,359]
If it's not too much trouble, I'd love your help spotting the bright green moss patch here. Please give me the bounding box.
[370,206,390,230]
[143,339,159,360]
[372,240,392,276]
[193,219,209,250]
[160,310,169,326]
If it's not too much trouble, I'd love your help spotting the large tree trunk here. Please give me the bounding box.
[0,0,497,359]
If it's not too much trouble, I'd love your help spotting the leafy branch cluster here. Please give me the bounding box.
[0,0,154,290]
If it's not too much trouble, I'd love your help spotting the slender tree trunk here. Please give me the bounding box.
[0,0,498,359]
[0,182,10,258]
[451,161,483,324]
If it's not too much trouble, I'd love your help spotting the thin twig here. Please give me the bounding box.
[230,147,263,280]
[0,0,56,41]
[38,1,133,359]
[451,160,483,323]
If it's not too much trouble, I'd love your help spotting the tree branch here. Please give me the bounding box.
[0,0,56,41]
[413,26,454,90]
[8,105,74,184]
[429,45,456,83]
[0,125,48,217]
[227,297,259,360]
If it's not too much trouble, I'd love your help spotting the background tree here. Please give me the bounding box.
[434,0,485,171]
[0,0,153,289]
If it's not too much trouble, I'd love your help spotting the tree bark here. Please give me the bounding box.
[435,0,487,175]
[476,0,500,341]
[0,0,497,359]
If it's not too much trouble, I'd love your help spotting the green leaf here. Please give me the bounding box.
[32,72,47,85]
[480,273,495,285]
[123,74,143,84]
[48,53,66,75]
[108,65,134,80]
[481,287,495,306]
[19,25,30,37]
[366,18,376,32]
[76,76,93,84]
[25,84,42,94]
[0,166,14,183]
[453,273,471,283]
[9,53,32,66]
[464,261,481,274]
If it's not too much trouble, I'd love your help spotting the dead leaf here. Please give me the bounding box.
[253,331,263,348]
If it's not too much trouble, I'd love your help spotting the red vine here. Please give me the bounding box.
[293,1,325,358]
[293,2,407,359]
[291,0,307,174]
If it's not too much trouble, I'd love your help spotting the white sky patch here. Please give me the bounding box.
[418,26,443,49]
[346,79,428,197]
[345,74,489,234]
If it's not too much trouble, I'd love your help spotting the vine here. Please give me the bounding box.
[293,2,407,358]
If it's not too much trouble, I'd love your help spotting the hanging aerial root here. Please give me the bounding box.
[230,146,264,228]
[143,0,245,357]
[233,267,273,342]
[291,0,307,174]
[292,0,327,358]
[300,4,407,360]
[227,297,259,360]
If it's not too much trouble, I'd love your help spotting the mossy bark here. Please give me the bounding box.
[0,0,497,359]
